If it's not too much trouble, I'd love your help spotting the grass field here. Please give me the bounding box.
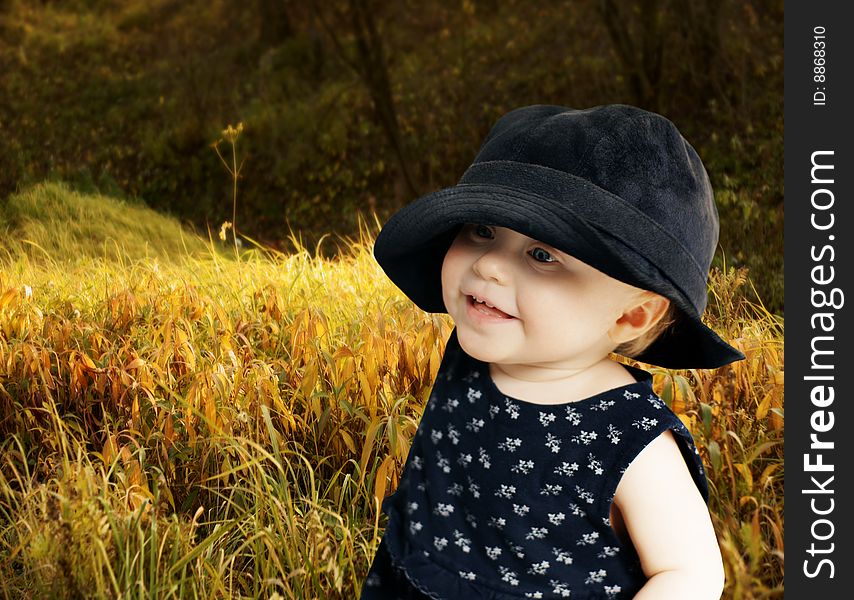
[0,183,783,599]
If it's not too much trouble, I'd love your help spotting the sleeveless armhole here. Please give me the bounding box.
[597,408,710,522]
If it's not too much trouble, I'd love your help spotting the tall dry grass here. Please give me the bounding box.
[0,211,782,598]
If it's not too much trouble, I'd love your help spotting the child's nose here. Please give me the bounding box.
[472,246,512,283]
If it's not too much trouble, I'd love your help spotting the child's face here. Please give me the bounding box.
[441,224,644,369]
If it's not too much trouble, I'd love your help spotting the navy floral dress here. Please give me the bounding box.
[360,328,708,600]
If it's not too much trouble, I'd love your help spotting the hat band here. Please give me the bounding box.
[457,161,709,286]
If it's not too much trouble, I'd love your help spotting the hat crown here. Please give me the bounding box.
[470,104,720,278]
[372,103,745,368]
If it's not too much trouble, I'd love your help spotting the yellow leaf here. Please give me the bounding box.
[301,362,318,398]
[204,393,217,429]
[131,396,140,428]
[734,463,754,491]
[755,390,773,420]
[81,352,97,370]
[429,345,441,381]
[759,463,781,486]
[340,430,356,454]
[126,357,145,369]
[102,435,117,465]
[374,454,394,510]
[0,288,16,309]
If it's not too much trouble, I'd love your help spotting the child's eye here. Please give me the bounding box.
[530,247,557,263]
[471,224,494,239]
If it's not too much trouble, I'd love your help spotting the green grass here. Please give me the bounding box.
[1,181,214,265]
[0,182,783,599]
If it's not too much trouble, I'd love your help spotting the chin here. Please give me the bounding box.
[455,330,504,363]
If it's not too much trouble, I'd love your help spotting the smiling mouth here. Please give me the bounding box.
[467,294,515,319]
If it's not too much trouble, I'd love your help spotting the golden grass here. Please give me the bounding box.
[0,192,783,598]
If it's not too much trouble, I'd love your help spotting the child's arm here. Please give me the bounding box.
[613,430,725,600]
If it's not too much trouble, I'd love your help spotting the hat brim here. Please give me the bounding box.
[373,184,745,370]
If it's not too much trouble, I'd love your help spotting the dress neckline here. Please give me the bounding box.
[446,329,653,410]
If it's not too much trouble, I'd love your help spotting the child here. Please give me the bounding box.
[360,104,745,599]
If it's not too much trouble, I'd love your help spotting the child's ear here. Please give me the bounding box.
[608,293,671,344]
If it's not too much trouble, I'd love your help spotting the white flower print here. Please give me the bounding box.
[569,503,585,517]
[446,423,460,445]
[623,389,640,400]
[528,560,550,575]
[540,483,563,496]
[467,476,481,498]
[461,370,479,384]
[591,399,615,411]
[495,484,517,499]
[412,455,424,470]
[485,545,503,560]
[467,386,481,403]
[430,429,444,444]
[436,452,451,473]
[602,516,611,527]
[364,572,381,587]
[575,485,595,504]
[554,461,579,477]
[509,542,526,558]
[511,459,535,474]
[577,531,600,545]
[545,432,561,453]
[587,453,604,475]
[434,503,454,517]
[505,398,521,419]
[565,406,582,425]
[460,571,477,581]
[585,569,607,584]
[406,501,418,515]
[409,521,423,535]
[553,547,573,564]
[489,404,500,419]
[539,412,557,427]
[524,593,544,599]
[447,483,463,496]
[548,512,565,526]
[525,526,549,540]
[488,516,506,530]
[550,580,572,597]
[442,397,460,412]
[633,416,658,431]
[434,536,448,551]
[606,423,622,445]
[465,510,478,528]
[499,566,520,586]
[457,452,473,468]
[513,503,530,516]
[646,393,664,409]
[605,584,622,596]
[598,546,620,558]
[478,447,492,469]
[466,417,485,432]
[498,437,523,452]
[453,529,472,553]
[571,430,598,445]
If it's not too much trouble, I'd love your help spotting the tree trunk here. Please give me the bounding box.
[258,0,294,46]
[597,0,665,111]
[348,0,419,199]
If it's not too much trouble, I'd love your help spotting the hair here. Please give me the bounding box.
[612,299,680,359]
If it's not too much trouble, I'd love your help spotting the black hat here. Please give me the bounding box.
[373,104,745,369]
